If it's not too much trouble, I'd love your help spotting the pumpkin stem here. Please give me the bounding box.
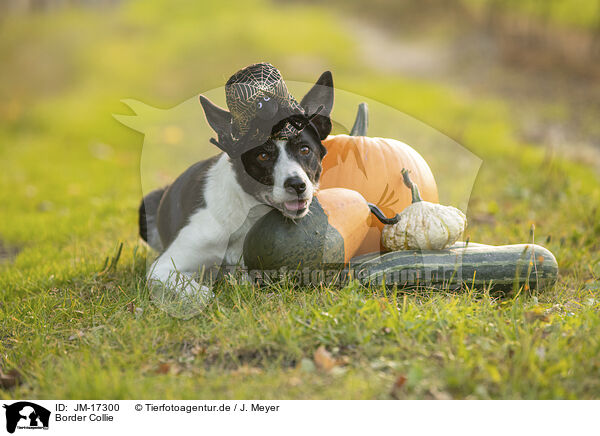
[401,168,422,203]
[368,203,400,225]
[349,103,368,136]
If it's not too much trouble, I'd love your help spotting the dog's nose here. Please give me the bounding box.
[284,176,306,194]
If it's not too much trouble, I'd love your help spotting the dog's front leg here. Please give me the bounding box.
[147,219,226,300]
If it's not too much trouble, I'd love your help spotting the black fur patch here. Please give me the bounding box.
[155,154,220,249]
[239,140,279,187]
[232,127,325,198]
[139,187,166,242]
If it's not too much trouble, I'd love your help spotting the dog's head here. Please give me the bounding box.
[200,71,334,218]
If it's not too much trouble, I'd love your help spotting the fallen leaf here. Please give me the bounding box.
[0,369,21,389]
[394,374,407,389]
[155,363,172,374]
[126,301,135,313]
[313,346,337,372]
[390,374,407,399]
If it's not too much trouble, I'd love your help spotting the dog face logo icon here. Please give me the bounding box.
[2,402,50,434]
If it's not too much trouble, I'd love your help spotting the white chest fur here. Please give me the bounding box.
[148,154,270,295]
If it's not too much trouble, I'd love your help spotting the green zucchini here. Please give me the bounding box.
[348,242,558,292]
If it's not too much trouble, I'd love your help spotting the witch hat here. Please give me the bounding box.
[200,63,331,158]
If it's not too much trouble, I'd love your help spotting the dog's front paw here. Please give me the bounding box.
[180,279,214,301]
[148,275,214,319]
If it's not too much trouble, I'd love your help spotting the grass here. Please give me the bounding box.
[1,0,600,399]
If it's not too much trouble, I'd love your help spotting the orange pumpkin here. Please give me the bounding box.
[319,103,439,255]
[317,188,373,263]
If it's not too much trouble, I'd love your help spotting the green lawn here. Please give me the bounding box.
[1,0,600,399]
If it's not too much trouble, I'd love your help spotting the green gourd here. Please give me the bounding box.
[348,242,558,292]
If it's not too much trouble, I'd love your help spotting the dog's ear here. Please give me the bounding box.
[199,95,235,154]
[300,71,334,140]
[318,142,327,159]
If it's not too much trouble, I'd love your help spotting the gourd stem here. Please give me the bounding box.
[401,168,422,203]
[368,203,400,225]
[349,103,368,136]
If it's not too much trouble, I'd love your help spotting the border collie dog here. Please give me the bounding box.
[138,71,334,297]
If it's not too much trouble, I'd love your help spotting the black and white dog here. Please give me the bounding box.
[139,72,334,297]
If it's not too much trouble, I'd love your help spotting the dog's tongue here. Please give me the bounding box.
[284,199,307,211]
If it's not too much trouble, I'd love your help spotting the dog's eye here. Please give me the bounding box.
[257,152,270,162]
[263,96,270,101]
[299,146,311,155]
[257,101,263,109]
